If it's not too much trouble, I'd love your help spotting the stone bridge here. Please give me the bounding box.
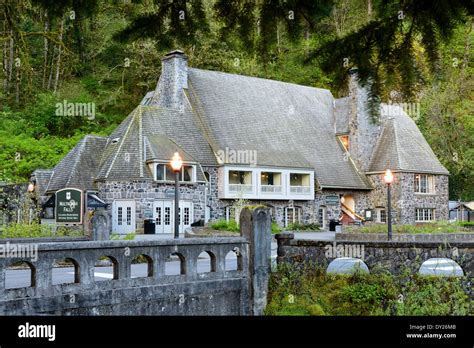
[275,232,474,277]
[0,208,271,315]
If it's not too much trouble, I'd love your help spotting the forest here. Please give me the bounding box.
[0,0,473,200]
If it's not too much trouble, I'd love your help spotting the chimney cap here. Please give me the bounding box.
[162,49,187,61]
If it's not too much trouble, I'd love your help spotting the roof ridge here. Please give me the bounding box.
[65,137,87,187]
[188,67,332,94]
[391,118,403,170]
[104,107,140,179]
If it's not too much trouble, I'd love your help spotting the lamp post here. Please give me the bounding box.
[170,152,183,239]
[384,169,394,241]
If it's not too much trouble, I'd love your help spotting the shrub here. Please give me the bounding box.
[0,223,81,238]
[210,219,239,232]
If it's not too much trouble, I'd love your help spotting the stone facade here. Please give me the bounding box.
[96,180,207,232]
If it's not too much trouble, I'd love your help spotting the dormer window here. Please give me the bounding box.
[155,163,194,182]
[339,135,349,151]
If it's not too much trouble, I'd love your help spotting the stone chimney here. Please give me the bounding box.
[154,50,188,111]
[347,68,383,172]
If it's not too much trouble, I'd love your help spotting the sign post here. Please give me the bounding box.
[55,188,84,224]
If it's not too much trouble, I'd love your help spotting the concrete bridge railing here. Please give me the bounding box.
[0,207,272,315]
[0,237,250,315]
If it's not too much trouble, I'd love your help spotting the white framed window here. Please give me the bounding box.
[414,174,435,194]
[415,208,435,222]
[155,163,195,182]
[225,206,236,222]
[228,170,253,193]
[376,208,386,223]
[318,206,327,228]
[285,207,302,227]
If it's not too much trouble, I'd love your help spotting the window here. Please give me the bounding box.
[376,208,386,223]
[225,206,236,222]
[228,171,252,193]
[118,207,123,226]
[164,207,171,225]
[416,208,435,222]
[261,172,282,193]
[318,206,327,228]
[44,207,54,219]
[289,173,310,194]
[285,207,302,227]
[414,174,435,194]
[126,207,131,225]
[339,135,350,151]
[156,163,194,182]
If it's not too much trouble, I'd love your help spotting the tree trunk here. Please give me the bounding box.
[42,9,49,89]
[53,18,64,94]
[15,47,20,104]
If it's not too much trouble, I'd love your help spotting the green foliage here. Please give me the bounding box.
[210,219,240,232]
[271,222,283,234]
[265,263,472,316]
[0,223,81,238]
[286,222,320,231]
[345,221,471,234]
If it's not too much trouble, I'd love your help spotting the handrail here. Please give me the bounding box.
[341,203,365,221]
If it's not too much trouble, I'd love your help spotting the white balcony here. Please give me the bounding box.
[228,184,253,193]
[260,185,283,193]
[290,185,311,194]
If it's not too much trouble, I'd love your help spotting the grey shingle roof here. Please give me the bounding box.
[31,169,53,196]
[186,68,371,189]
[334,97,350,134]
[46,135,108,192]
[368,105,449,174]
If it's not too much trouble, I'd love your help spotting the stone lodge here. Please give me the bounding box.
[31,50,449,234]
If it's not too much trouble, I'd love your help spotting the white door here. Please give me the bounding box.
[112,200,136,234]
[179,201,193,232]
[153,200,173,234]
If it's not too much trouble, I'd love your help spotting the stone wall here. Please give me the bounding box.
[275,232,474,276]
[96,180,207,232]
[366,173,449,224]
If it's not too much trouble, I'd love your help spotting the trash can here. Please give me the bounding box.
[144,219,155,234]
[329,219,336,232]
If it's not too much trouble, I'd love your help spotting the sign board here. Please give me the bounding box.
[55,188,83,224]
[325,195,340,206]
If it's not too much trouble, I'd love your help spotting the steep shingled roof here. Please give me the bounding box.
[186,68,371,189]
[46,135,108,192]
[368,105,449,174]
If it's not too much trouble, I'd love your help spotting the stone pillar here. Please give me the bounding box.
[91,208,110,241]
[240,207,271,316]
[274,232,294,264]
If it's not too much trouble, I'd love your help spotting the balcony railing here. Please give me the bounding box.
[260,185,283,193]
[289,185,311,194]
[229,184,253,193]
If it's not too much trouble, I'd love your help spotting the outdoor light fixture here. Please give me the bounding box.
[170,152,183,239]
[27,182,35,192]
[384,169,394,240]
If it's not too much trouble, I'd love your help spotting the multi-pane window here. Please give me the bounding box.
[376,208,386,223]
[318,206,327,227]
[184,207,190,225]
[416,208,435,222]
[414,174,435,194]
[164,207,171,225]
[118,207,123,226]
[156,163,194,182]
[126,207,131,225]
[285,207,302,227]
[155,207,162,225]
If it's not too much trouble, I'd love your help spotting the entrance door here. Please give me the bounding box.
[179,201,193,232]
[153,200,193,234]
[153,200,173,234]
[112,200,136,234]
